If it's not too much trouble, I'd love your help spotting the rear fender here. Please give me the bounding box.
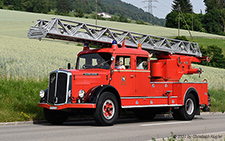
[183,87,200,115]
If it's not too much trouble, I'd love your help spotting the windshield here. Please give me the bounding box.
[76,53,112,69]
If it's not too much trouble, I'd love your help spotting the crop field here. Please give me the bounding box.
[191,38,225,55]
[181,64,225,90]
[0,9,225,89]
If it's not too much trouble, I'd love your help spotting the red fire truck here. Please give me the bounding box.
[28,18,210,125]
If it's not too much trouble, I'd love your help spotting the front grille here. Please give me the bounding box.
[48,71,69,104]
[56,73,67,104]
[48,73,56,104]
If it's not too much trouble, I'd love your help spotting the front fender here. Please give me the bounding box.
[84,85,120,105]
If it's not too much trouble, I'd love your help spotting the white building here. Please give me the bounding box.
[97,12,112,18]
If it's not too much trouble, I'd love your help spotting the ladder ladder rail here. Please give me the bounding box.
[28,18,202,57]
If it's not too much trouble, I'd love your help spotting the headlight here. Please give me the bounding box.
[39,90,45,98]
[79,90,85,98]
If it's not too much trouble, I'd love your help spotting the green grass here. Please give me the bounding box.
[192,37,225,55]
[0,79,48,122]
[209,89,225,112]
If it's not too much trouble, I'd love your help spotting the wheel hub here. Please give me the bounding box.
[102,99,115,120]
[185,98,194,115]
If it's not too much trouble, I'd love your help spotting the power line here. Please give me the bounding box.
[143,0,158,24]
[157,0,171,9]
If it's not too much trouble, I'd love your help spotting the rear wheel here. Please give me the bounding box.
[94,92,119,126]
[173,94,196,120]
[44,108,68,125]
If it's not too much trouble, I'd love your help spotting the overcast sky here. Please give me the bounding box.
[121,0,206,19]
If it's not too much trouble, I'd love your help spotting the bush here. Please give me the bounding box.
[200,45,225,69]
[174,36,189,41]
[209,89,225,112]
[136,20,145,25]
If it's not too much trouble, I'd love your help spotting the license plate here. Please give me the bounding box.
[50,107,57,110]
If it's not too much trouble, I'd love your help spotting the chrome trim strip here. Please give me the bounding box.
[47,70,72,105]
[150,82,207,84]
[122,104,182,108]
[121,96,178,99]
[65,72,72,104]
[121,96,167,99]
[54,72,58,101]
[114,70,150,73]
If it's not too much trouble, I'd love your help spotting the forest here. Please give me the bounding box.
[0,0,165,26]
[166,0,225,36]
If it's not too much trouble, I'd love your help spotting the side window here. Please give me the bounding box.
[92,58,98,66]
[137,57,148,70]
[115,56,130,69]
[78,58,86,69]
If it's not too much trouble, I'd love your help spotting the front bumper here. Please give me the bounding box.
[38,103,96,110]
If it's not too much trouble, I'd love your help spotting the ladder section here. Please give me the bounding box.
[28,18,202,57]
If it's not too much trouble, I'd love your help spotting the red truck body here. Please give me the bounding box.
[38,42,209,125]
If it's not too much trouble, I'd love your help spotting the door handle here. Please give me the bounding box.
[131,75,134,78]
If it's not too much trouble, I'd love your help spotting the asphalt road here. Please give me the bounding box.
[0,113,225,141]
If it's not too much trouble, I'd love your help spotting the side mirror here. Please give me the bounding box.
[67,63,71,69]
[111,56,115,61]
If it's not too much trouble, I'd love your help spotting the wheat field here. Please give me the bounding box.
[0,9,225,89]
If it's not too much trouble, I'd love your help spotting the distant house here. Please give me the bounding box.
[97,12,112,18]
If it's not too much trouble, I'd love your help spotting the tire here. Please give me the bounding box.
[173,94,196,120]
[94,92,119,126]
[133,108,156,120]
[44,108,68,125]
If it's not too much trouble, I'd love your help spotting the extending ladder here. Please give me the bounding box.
[28,18,202,57]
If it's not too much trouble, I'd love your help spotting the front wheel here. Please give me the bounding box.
[44,108,68,125]
[173,94,196,120]
[94,92,119,126]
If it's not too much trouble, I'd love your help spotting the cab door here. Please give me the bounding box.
[135,56,151,96]
[110,55,135,97]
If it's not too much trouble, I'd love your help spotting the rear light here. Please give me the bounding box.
[208,92,211,106]
[208,98,211,106]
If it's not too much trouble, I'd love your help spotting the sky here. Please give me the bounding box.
[121,0,206,19]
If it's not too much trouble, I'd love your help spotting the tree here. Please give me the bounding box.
[75,9,84,18]
[172,0,193,13]
[166,0,196,30]
[0,0,3,8]
[165,11,178,28]
[56,0,69,15]
[203,0,225,35]
[204,0,225,12]
[165,11,203,32]
[203,9,222,34]
[118,14,129,23]
[200,45,225,68]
